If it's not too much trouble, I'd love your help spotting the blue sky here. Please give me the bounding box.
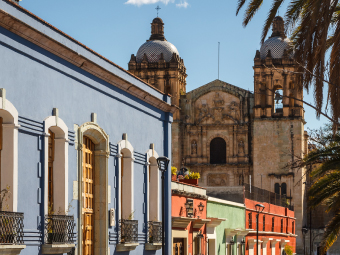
[19,0,328,131]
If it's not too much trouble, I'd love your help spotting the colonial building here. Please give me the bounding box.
[129,16,307,254]
[0,1,175,255]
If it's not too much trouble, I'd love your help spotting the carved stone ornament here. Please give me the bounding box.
[207,173,228,186]
[213,92,225,107]
[191,140,197,155]
[229,101,240,120]
[238,140,245,156]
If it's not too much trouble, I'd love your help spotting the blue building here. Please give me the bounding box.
[0,0,175,254]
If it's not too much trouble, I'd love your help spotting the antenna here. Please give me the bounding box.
[218,42,220,80]
[156,5,161,17]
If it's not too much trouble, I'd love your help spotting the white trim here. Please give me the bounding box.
[43,116,68,216]
[146,148,160,222]
[0,97,19,212]
[117,139,134,220]
[208,196,245,208]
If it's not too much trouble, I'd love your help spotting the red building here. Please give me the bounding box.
[245,198,296,255]
[171,180,209,255]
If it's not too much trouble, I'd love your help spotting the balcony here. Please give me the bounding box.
[0,211,25,255]
[42,215,75,254]
[116,219,139,252]
[145,221,162,250]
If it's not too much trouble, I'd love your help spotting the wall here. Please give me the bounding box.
[0,1,173,254]
[207,198,245,255]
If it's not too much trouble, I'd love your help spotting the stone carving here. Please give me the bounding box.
[208,173,228,186]
[213,92,224,107]
[229,101,240,120]
[238,140,245,156]
[191,140,197,155]
[197,104,212,123]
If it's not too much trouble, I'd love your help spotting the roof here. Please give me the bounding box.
[0,0,177,113]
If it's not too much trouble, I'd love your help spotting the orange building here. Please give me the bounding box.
[245,198,296,255]
[171,180,209,255]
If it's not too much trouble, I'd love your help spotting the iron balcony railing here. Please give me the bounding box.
[119,219,138,244]
[244,184,294,211]
[44,215,75,244]
[147,221,162,244]
[0,211,24,245]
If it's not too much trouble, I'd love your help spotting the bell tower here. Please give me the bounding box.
[252,16,307,255]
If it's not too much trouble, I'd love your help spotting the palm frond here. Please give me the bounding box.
[236,0,247,15]
[243,0,263,27]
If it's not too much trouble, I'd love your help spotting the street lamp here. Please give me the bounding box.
[255,204,265,255]
[157,156,170,255]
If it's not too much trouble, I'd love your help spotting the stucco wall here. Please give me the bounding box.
[0,1,173,254]
[207,199,245,255]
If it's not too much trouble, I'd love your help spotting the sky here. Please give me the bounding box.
[19,0,328,131]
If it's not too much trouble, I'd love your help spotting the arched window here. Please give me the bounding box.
[274,183,280,195]
[210,137,226,164]
[119,139,134,220]
[43,116,68,215]
[0,96,19,212]
[146,147,160,222]
[281,183,287,196]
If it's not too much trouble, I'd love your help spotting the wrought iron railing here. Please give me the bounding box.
[147,221,162,244]
[0,211,24,245]
[244,184,294,211]
[119,219,138,244]
[44,215,75,244]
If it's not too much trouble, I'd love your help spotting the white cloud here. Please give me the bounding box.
[176,0,189,8]
[125,0,174,6]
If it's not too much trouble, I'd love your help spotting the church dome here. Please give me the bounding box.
[260,36,291,59]
[259,16,293,59]
[136,40,179,63]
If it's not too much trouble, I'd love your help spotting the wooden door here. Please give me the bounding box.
[173,238,184,255]
[83,137,95,255]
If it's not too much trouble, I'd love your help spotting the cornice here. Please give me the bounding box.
[0,6,177,114]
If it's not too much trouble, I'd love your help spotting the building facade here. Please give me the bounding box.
[245,198,296,255]
[129,15,307,254]
[171,181,208,255]
[0,1,175,255]
[207,196,246,255]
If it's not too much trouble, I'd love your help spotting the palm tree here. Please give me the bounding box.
[304,128,340,254]
[236,0,340,131]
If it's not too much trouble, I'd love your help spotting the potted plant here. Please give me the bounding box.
[171,166,177,181]
[179,171,200,185]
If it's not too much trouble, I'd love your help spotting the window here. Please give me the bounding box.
[119,139,134,220]
[210,137,226,164]
[274,89,283,113]
[186,198,194,217]
[281,219,284,233]
[281,183,287,196]
[0,96,19,212]
[292,221,295,234]
[43,115,68,215]
[147,147,160,222]
[271,217,275,232]
[263,215,266,231]
[248,213,252,229]
[48,130,55,213]
[274,183,280,195]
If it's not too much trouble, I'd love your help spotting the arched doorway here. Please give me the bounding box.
[210,137,226,164]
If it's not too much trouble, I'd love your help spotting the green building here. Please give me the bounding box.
[207,196,247,255]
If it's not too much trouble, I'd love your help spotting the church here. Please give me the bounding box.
[129,16,307,254]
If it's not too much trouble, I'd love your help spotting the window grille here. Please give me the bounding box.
[263,215,265,231]
[248,213,252,229]
[44,215,75,244]
[271,217,275,232]
[281,219,284,233]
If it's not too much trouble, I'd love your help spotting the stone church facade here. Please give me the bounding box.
[129,16,307,254]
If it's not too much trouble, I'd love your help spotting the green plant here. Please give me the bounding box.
[127,211,135,220]
[184,175,189,179]
[189,172,200,179]
[284,245,293,255]
[171,166,177,175]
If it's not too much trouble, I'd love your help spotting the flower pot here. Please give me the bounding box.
[179,179,198,185]
[171,175,177,181]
